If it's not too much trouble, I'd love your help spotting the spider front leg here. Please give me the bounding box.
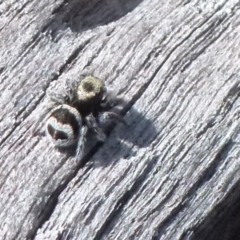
[98,111,126,125]
[49,92,67,105]
[100,90,124,111]
[76,125,88,160]
[85,114,106,142]
[65,79,78,102]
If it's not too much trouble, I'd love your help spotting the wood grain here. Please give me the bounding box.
[1,0,240,239]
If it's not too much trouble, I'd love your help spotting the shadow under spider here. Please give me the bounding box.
[57,105,157,167]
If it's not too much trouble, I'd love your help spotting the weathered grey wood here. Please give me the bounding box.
[1,0,240,239]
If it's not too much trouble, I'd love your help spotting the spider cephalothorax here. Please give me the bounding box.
[44,75,125,159]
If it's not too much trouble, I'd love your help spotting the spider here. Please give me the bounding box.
[44,75,125,159]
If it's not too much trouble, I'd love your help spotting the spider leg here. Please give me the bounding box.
[100,90,118,110]
[65,79,77,100]
[66,79,84,105]
[75,125,88,160]
[85,114,106,141]
[100,89,126,110]
[99,111,126,125]
[66,78,74,91]
[49,92,66,104]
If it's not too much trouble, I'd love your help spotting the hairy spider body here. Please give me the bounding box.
[45,104,82,148]
[44,75,124,159]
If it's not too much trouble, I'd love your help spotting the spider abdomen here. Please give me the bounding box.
[45,104,82,148]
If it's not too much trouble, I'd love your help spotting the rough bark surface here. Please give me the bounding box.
[1,0,240,239]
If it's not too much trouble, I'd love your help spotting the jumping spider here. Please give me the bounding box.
[44,75,125,159]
